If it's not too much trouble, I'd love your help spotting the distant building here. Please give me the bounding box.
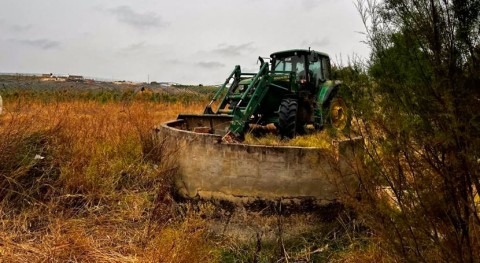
[67,75,84,82]
[40,73,55,82]
[150,81,179,87]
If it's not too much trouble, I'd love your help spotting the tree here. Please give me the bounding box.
[348,0,480,261]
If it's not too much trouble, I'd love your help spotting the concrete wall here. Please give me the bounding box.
[158,119,362,204]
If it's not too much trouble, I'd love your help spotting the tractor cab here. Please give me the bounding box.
[270,49,331,91]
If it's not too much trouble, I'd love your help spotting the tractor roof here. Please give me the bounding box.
[270,49,329,58]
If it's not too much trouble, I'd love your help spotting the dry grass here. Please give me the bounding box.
[244,129,338,148]
[0,98,219,262]
[0,91,377,262]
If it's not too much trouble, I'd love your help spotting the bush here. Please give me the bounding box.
[342,1,480,262]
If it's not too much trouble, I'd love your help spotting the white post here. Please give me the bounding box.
[0,95,3,115]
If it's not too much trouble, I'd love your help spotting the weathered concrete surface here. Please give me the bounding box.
[158,119,362,204]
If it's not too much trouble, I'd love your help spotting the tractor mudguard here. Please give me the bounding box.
[314,81,344,129]
[317,82,352,132]
[318,81,341,107]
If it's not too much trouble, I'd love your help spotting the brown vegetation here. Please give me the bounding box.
[0,88,387,262]
[0,97,221,262]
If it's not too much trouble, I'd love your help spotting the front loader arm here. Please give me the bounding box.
[229,62,270,138]
[204,65,241,114]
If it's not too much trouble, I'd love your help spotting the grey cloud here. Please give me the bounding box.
[121,41,146,53]
[109,5,168,30]
[196,61,226,69]
[302,38,331,48]
[301,0,334,10]
[302,0,320,9]
[166,59,184,65]
[213,42,255,56]
[10,38,61,50]
[10,24,32,32]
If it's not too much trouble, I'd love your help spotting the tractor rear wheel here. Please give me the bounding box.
[327,96,350,131]
[278,98,298,139]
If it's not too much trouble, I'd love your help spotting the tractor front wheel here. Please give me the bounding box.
[278,98,298,139]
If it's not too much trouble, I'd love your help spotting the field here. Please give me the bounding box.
[0,76,382,262]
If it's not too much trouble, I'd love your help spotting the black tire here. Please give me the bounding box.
[278,98,298,139]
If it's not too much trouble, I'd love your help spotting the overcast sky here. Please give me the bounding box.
[0,0,370,84]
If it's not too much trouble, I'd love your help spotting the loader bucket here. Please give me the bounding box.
[176,114,233,136]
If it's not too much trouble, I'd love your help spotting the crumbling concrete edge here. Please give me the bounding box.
[158,119,363,205]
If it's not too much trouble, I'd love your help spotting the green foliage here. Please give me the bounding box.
[369,32,433,86]
[348,0,480,262]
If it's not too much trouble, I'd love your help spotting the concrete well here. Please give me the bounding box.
[157,119,362,204]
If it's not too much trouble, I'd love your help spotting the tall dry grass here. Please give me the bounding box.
[0,89,385,262]
[0,97,219,262]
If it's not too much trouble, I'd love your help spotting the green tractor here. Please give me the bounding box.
[179,49,350,140]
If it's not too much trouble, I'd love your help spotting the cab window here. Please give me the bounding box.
[273,55,305,73]
[321,57,330,80]
[309,55,321,83]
